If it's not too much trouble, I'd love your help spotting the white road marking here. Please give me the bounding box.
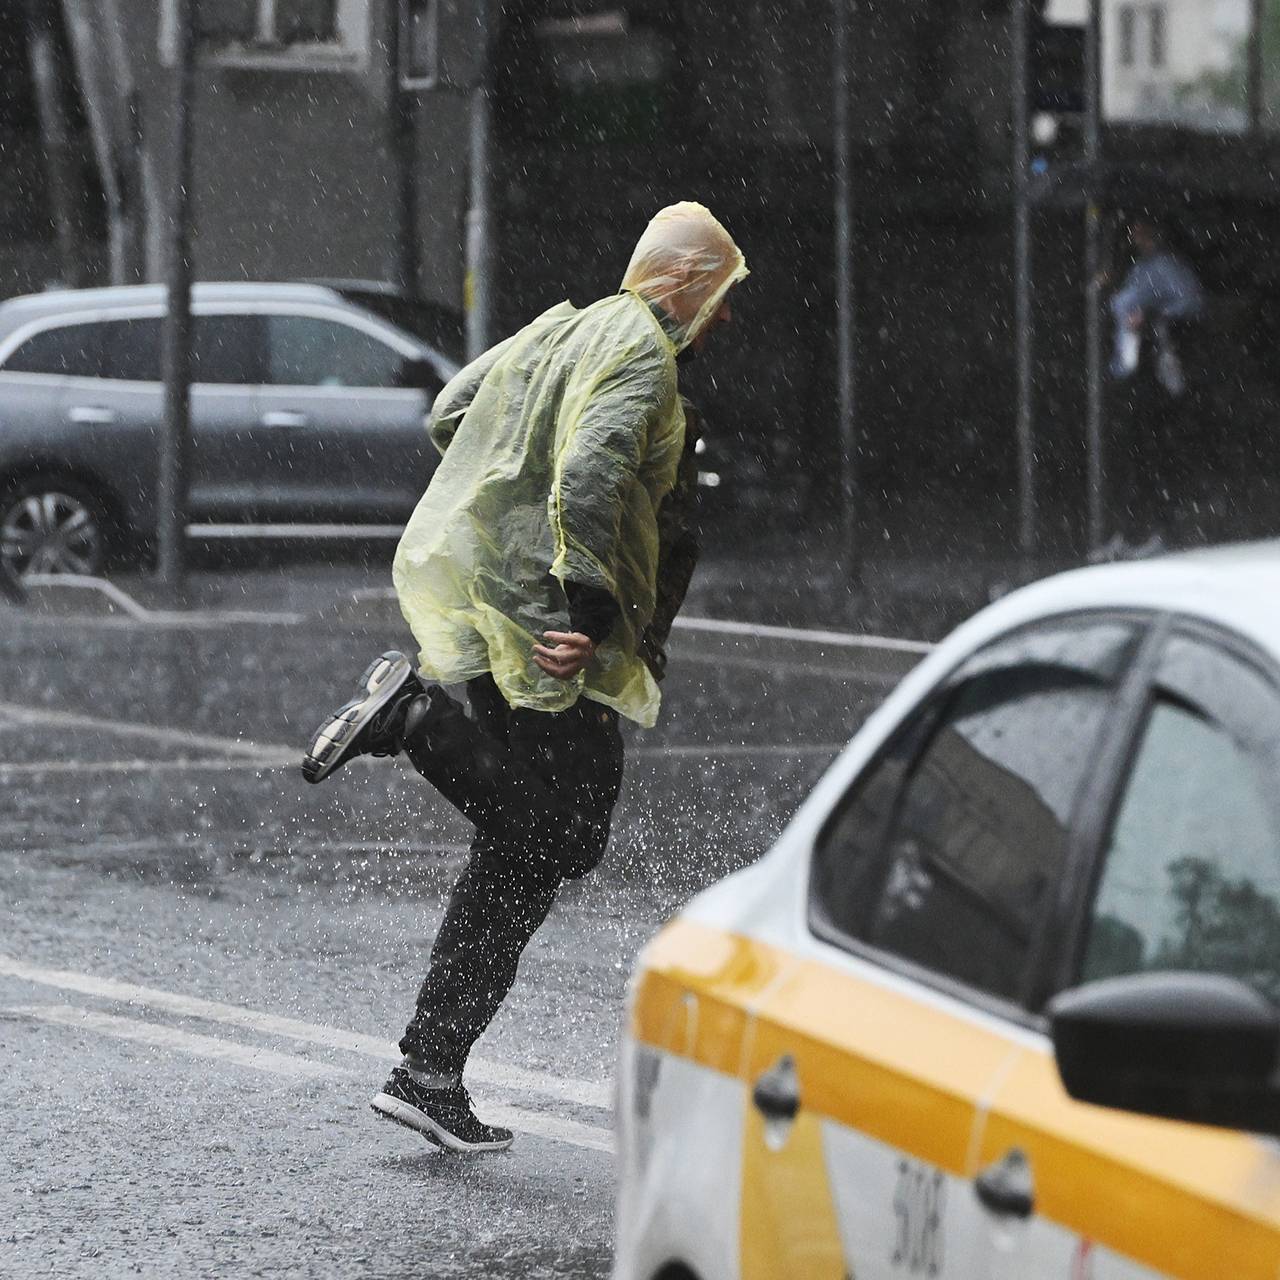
[346,587,933,653]
[667,649,908,683]
[0,696,848,774]
[14,573,936,654]
[0,740,846,776]
[467,1103,613,1154]
[7,1001,615,1153]
[189,523,404,540]
[9,1004,344,1080]
[0,954,613,1110]
[0,701,281,758]
[21,573,305,625]
[0,755,297,776]
[674,613,935,654]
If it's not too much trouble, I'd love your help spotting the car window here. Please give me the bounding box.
[266,314,404,388]
[812,621,1137,1005]
[3,321,105,377]
[1081,635,1280,1004]
[193,314,266,384]
[101,317,161,382]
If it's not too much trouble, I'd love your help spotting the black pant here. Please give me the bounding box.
[397,675,625,1073]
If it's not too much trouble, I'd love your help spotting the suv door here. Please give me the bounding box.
[90,314,268,524]
[258,310,441,521]
[750,618,1143,1280]
[185,311,269,519]
[974,627,1280,1279]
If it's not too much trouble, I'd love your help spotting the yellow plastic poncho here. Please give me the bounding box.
[393,202,748,728]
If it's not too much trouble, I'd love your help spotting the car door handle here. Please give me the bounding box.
[974,1147,1035,1219]
[751,1054,800,1121]
[260,410,308,428]
[67,405,117,425]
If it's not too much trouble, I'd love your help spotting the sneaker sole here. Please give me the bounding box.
[301,652,413,785]
[370,1092,513,1153]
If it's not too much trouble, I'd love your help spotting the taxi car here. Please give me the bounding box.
[614,545,1280,1280]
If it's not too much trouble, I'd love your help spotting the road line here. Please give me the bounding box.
[8,1004,345,1080]
[0,755,296,776]
[189,523,404,540]
[338,587,933,652]
[0,740,846,776]
[0,954,613,1110]
[0,701,282,759]
[469,1102,613,1154]
[21,574,306,625]
[666,649,909,683]
[7,1002,615,1152]
[674,614,934,654]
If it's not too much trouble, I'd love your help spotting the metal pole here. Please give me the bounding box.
[1084,0,1105,553]
[833,0,859,585]
[1012,0,1036,561]
[1248,0,1265,134]
[25,0,80,287]
[388,0,420,294]
[158,0,195,596]
[465,0,494,360]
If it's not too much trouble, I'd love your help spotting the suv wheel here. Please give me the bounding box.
[0,478,108,579]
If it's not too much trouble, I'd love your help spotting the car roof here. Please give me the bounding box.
[944,540,1280,666]
[0,282,355,336]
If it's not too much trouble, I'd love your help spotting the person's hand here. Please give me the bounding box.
[532,631,596,681]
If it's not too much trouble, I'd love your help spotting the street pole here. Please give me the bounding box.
[388,0,420,295]
[465,0,494,360]
[158,0,195,597]
[833,0,860,587]
[1248,0,1265,134]
[1012,0,1036,563]
[1084,0,1105,553]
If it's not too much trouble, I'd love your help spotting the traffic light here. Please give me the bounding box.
[1031,8,1086,115]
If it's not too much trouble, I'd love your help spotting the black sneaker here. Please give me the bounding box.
[371,1068,514,1153]
[301,651,421,784]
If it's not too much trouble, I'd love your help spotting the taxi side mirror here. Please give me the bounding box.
[1049,971,1280,1136]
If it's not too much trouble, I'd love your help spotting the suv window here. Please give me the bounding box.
[266,314,404,388]
[811,620,1137,1004]
[101,317,161,382]
[1081,634,1280,1003]
[193,314,266,384]
[4,321,105,377]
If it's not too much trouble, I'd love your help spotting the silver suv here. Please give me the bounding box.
[0,282,460,578]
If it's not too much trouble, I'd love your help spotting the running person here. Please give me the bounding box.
[301,203,747,1151]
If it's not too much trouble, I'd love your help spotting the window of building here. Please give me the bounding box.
[1080,635,1280,1005]
[529,7,678,145]
[266,314,404,388]
[161,0,368,71]
[810,620,1138,1006]
[399,0,438,90]
[1148,3,1167,68]
[1118,4,1137,67]
[3,321,105,378]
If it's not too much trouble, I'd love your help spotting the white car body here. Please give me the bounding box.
[614,546,1280,1280]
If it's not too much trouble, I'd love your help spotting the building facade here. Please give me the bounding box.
[5,0,1280,554]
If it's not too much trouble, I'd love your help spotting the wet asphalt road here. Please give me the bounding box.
[0,576,914,1278]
